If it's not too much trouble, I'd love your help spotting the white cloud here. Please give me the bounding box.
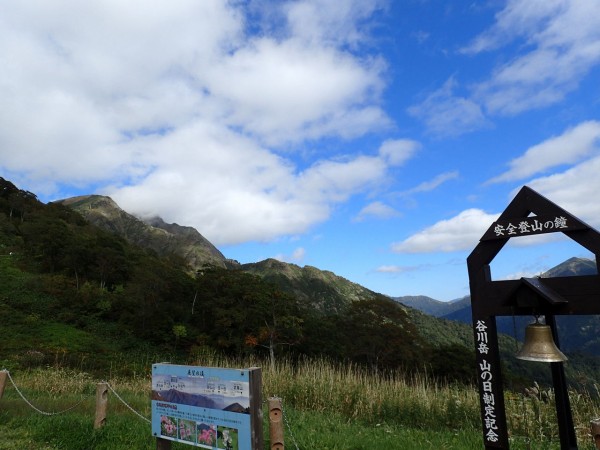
[392,209,499,253]
[274,247,306,264]
[292,247,306,261]
[402,171,459,195]
[394,121,600,256]
[106,120,407,245]
[354,201,400,222]
[375,265,419,274]
[203,38,388,145]
[411,1,600,134]
[407,78,487,136]
[526,155,600,228]
[489,121,600,183]
[285,0,385,48]
[461,1,565,55]
[0,0,241,183]
[467,0,600,114]
[0,0,398,245]
[378,139,420,166]
[297,155,387,201]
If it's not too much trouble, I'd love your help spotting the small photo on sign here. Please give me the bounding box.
[197,423,217,448]
[160,415,178,438]
[178,419,196,443]
[217,426,239,450]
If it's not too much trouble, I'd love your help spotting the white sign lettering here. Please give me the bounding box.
[475,319,500,444]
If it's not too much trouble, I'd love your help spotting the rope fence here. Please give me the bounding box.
[0,369,301,450]
[0,369,151,425]
[4,369,87,416]
[104,380,151,424]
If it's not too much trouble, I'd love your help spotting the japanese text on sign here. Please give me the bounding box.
[494,216,568,237]
[476,320,499,444]
[480,214,583,241]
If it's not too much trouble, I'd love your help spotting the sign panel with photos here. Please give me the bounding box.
[151,364,253,449]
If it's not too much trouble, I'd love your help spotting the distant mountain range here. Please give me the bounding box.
[57,193,600,357]
[394,295,470,318]
[59,194,385,314]
[401,257,600,353]
[4,175,600,389]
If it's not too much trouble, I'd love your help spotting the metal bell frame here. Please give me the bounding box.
[468,186,600,450]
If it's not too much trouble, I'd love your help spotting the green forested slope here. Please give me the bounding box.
[0,177,476,383]
[4,176,597,387]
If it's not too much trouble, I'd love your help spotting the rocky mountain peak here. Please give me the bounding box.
[58,194,228,272]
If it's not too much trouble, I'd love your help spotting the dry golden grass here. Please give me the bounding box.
[4,355,600,447]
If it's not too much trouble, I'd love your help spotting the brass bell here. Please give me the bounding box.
[516,320,567,363]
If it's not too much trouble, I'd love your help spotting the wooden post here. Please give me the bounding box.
[94,382,109,429]
[156,438,172,450]
[591,419,600,449]
[268,397,284,450]
[248,367,264,450]
[0,370,7,400]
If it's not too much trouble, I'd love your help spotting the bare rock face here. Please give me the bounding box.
[59,195,230,272]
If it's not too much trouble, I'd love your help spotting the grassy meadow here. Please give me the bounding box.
[1,355,600,449]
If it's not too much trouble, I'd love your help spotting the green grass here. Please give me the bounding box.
[277,408,483,450]
[1,359,599,449]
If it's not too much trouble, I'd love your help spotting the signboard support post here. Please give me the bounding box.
[156,437,172,450]
[248,367,264,450]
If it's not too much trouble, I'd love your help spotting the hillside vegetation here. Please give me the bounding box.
[1,177,476,383]
[4,176,600,390]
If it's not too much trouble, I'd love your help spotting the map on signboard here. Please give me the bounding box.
[152,373,250,413]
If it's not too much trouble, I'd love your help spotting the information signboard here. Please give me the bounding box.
[151,364,254,449]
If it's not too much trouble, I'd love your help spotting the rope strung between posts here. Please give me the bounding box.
[3,369,87,416]
[281,400,300,450]
[103,380,151,424]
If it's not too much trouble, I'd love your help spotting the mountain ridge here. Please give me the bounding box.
[58,195,233,272]
[437,256,599,352]
[395,295,470,317]
[59,194,390,314]
[241,258,386,314]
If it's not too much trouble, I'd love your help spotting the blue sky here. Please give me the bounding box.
[1,1,600,301]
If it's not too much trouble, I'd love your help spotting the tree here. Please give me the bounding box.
[173,324,188,350]
[20,215,73,272]
[339,297,426,371]
[427,344,476,384]
[193,268,303,362]
[245,288,303,369]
